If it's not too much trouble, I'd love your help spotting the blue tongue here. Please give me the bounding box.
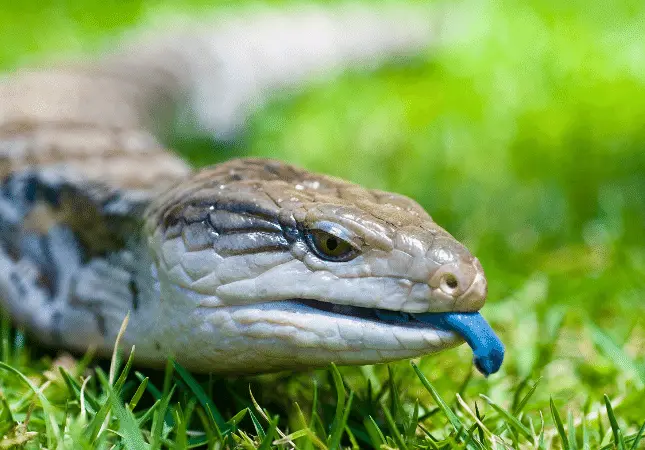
[411,312,504,376]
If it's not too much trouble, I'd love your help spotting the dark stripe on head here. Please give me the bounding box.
[212,231,289,257]
[129,276,139,311]
[208,210,282,234]
[161,199,280,232]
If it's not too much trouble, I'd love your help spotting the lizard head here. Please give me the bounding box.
[145,159,502,374]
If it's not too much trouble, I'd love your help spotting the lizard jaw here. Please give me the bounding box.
[163,299,463,374]
[296,298,504,376]
[161,298,501,375]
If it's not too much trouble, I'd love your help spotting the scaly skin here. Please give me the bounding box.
[135,158,487,372]
[0,5,498,374]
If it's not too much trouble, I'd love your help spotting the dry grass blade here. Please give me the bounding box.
[109,312,130,386]
[249,385,295,449]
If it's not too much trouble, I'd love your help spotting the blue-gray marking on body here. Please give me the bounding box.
[411,312,504,376]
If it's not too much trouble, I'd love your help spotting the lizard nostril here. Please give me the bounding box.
[440,273,459,295]
[455,271,488,311]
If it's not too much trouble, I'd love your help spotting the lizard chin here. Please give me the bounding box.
[166,299,463,374]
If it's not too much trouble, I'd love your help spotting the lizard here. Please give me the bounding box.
[0,4,504,376]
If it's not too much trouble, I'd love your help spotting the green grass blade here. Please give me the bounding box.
[604,394,626,450]
[474,402,485,444]
[113,345,136,392]
[172,360,227,433]
[137,399,160,427]
[257,415,279,450]
[0,395,16,437]
[136,371,162,400]
[365,416,386,449]
[58,366,98,412]
[128,376,148,411]
[86,346,137,443]
[582,408,590,450]
[598,405,606,445]
[110,386,148,450]
[405,398,420,441]
[345,424,360,450]
[182,399,198,442]
[0,361,60,448]
[174,403,188,450]
[550,397,570,450]
[629,421,645,450]
[381,399,407,450]
[411,361,463,432]
[537,411,546,450]
[273,428,310,444]
[328,391,354,450]
[510,376,530,413]
[95,366,110,388]
[294,402,317,450]
[193,406,215,447]
[311,378,319,426]
[462,422,482,449]
[249,408,266,440]
[387,365,404,424]
[568,410,578,450]
[227,407,248,429]
[327,363,346,445]
[480,394,532,441]
[150,384,176,450]
[513,378,542,415]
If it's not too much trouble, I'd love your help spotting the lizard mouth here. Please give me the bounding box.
[296,299,441,327]
[295,298,505,376]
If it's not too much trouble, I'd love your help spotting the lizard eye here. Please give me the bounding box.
[306,228,358,262]
[308,230,357,261]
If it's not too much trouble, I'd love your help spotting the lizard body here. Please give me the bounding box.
[0,4,503,375]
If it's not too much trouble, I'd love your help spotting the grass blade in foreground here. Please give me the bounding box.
[550,397,570,450]
[381,399,407,450]
[110,386,147,450]
[411,361,463,432]
[327,363,349,450]
[173,360,227,433]
[480,394,533,441]
[605,394,626,450]
[0,361,60,448]
[629,421,645,450]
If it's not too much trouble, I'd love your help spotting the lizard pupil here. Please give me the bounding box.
[306,230,358,262]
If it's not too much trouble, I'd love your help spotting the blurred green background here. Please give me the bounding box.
[2,0,645,442]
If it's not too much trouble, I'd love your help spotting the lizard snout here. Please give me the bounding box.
[428,258,487,311]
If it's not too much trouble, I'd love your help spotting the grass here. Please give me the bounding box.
[1,0,645,448]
